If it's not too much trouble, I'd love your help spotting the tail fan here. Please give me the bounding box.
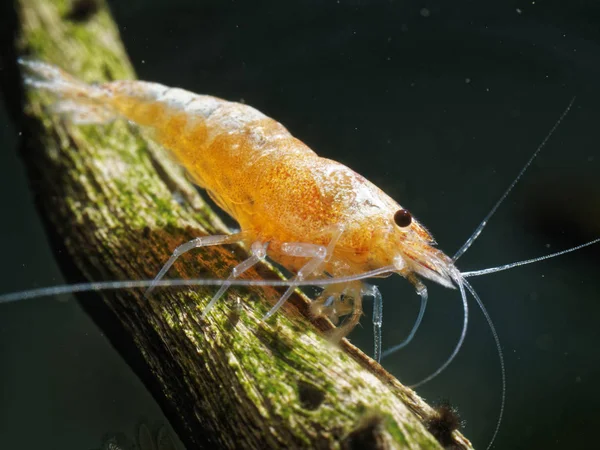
[18,59,117,124]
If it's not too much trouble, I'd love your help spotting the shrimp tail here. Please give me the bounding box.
[18,59,117,124]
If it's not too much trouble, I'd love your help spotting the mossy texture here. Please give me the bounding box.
[2,0,474,448]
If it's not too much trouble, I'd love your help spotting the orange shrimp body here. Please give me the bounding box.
[20,60,459,339]
[110,83,452,277]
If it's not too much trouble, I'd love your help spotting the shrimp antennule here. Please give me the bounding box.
[462,237,600,278]
[453,97,576,262]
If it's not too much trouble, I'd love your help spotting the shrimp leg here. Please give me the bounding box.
[363,284,383,362]
[381,277,428,359]
[146,232,248,296]
[262,242,329,320]
[201,241,268,317]
[263,227,344,320]
[327,281,364,342]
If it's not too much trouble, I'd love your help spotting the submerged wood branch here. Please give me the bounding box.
[0,0,473,448]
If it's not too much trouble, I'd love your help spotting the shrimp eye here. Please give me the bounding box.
[394,209,412,228]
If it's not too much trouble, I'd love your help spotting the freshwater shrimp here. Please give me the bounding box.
[16,60,447,347]
[6,59,600,450]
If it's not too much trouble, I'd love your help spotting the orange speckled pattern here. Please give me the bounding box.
[103,79,453,280]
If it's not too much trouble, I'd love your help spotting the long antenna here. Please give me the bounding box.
[381,284,428,359]
[409,277,468,388]
[463,279,505,450]
[462,237,600,278]
[453,97,575,262]
[0,265,397,305]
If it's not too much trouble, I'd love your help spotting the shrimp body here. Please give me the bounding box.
[20,60,458,338]
[108,82,453,279]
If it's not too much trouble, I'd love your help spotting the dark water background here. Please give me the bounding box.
[1,0,600,448]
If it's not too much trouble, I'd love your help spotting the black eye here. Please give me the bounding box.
[394,209,412,227]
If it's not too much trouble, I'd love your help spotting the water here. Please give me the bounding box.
[1,0,599,448]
